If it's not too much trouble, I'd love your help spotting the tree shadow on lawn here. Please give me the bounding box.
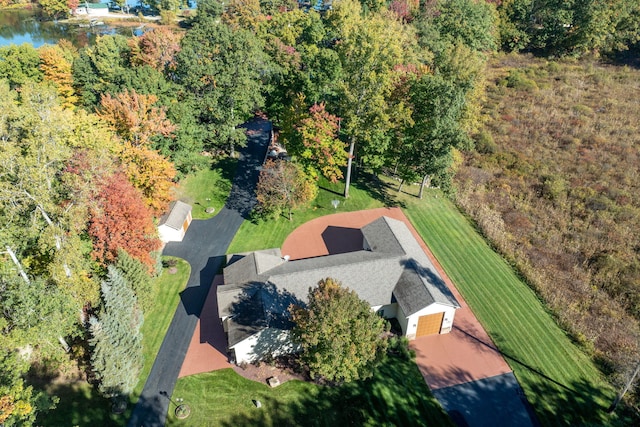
[36,381,122,427]
[453,325,622,426]
[212,156,239,184]
[352,172,407,209]
[215,355,454,427]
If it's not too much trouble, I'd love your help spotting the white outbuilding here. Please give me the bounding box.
[158,201,193,243]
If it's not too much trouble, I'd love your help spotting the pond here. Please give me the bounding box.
[0,7,147,49]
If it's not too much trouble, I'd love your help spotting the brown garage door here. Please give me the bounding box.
[416,312,444,337]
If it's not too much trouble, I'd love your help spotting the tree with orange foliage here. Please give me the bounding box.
[97,89,177,213]
[119,142,176,214]
[97,89,176,146]
[88,172,160,270]
[128,27,183,72]
[39,43,77,108]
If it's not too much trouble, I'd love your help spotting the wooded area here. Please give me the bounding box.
[1,0,639,424]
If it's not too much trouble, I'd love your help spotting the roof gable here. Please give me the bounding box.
[223,249,285,285]
[361,217,405,255]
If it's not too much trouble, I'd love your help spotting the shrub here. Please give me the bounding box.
[475,130,498,154]
[504,70,538,91]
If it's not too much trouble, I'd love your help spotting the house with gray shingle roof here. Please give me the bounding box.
[158,201,192,243]
[218,216,460,364]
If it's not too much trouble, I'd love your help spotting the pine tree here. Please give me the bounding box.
[89,266,144,399]
[115,249,153,313]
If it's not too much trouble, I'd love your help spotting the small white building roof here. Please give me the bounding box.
[159,201,192,230]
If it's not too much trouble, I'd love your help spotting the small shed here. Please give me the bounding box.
[158,201,193,243]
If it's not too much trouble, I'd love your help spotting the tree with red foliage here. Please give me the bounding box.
[88,172,160,270]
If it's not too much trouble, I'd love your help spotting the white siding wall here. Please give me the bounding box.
[158,225,185,243]
[231,328,299,364]
[371,303,397,319]
[396,304,410,337]
[404,304,457,339]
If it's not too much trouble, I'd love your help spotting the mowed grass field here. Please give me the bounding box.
[167,356,453,427]
[400,188,619,426]
[173,158,237,219]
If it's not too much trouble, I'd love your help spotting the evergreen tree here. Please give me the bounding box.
[115,249,153,313]
[89,266,143,399]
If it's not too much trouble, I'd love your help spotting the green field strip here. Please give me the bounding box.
[404,193,618,426]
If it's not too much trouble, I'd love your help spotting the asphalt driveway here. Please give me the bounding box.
[127,118,270,427]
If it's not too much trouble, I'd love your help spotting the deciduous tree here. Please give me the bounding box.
[402,74,471,197]
[39,44,77,108]
[128,27,183,72]
[97,89,176,147]
[292,103,347,183]
[88,172,160,269]
[119,142,176,215]
[290,278,388,383]
[0,44,42,88]
[37,0,70,19]
[256,159,317,220]
[0,348,53,427]
[328,0,416,197]
[176,15,266,152]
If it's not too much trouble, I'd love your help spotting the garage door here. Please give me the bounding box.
[416,312,444,337]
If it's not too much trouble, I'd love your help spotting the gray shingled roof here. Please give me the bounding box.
[263,251,401,307]
[361,217,406,255]
[158,200,191,230]
[224,282,299,347]
[223,249,284,286]
[219,216,460,345]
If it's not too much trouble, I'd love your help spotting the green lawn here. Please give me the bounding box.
[174,158,237,219]
[227,175,387,253]
[39,257,190,426]
[396,186,619,426]
[167,356,453,427]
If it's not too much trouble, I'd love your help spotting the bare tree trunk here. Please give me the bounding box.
[418,174,430,199]
[344,137,356,198]
[609,361,640,413]
[398,179,404,193]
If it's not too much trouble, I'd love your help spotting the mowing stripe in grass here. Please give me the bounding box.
[403,192,619,427]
